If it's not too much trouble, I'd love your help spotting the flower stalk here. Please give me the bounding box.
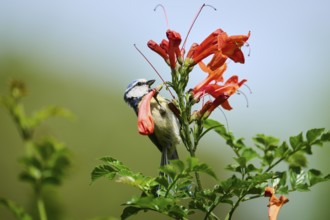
[143,21,250,193]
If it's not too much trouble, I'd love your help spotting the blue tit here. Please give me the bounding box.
[124,79,181,166]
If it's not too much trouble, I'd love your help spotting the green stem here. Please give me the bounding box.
[265,147,301,172]
[37,194,48,220]
[204,204,218,220]
[226,195,244,220]
[176,87,203,191]
[165,177,179,198]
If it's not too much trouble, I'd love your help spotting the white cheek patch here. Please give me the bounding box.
[126,85,149,98]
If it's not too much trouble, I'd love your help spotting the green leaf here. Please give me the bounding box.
[185,157,217,179]
[289,167,310,191]
[234,157,247,167]
[0,198,32,220]
[287,151,307,168]
[159,164,177,180]
[253,134,279,150]
[289,132,304,150]
[170,160,185,174]
[203,119,227,137]
[275,142,290,158]
[321,131,330,142]
[246,164,261,173]
[241,148,258,162]
[250,172,274,184]
[121,206,143,220]
[225,163,241,173]
[123,196,188,219]
[308,169,329,186]
[276,171,287,187]
[277,186,289,194]
[218,176,239,193]
[186,157,199,170]
[194,163,217,179]
[91,165,117,182]
[306,128,325,144]
[155,176,169,188]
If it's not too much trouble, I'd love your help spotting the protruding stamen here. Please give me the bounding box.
[217,106,230,131]
[134,44,175,99]
[245,42,251,57]
[236,89,249,108]
[154,4,170,29]
[181,4,217,53]
[243,83,252,94]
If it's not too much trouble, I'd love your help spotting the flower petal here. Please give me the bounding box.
[148,40,169,63]
[166,29,182,69]
[264,187,289,220]
[137,89,157,135]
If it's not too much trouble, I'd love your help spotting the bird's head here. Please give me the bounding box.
[124,79,155,110]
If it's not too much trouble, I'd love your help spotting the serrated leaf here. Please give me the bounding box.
[321,131,330,142]
[121,206,143,220]
[277,185,289,194]
[234,157,246,167]
[250,172,274,184]
[241,148,258,161]
[277,171,287,187]
[253,134,279,150]
[193,163,217,179]
[159,164,177,180]
[155,176,169,188]
[116,176,136,185]
[289,132,304,150]
[219,176,238,193]
[0,198,32,220]
[275,142,290,158]
[186,157,199,170]
[203,119,227,137]
[246,164,260,173]
[99,156,118,163]
[170,160,185,174]
[306,128,325,144]
[91,165,117,182]
[287,152,307,168]
[289,167,310,191]
[308,169,327,186]
[225,163,241,173]
[295,183,310,192]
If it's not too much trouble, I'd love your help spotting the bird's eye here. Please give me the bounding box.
[137,82,142,86]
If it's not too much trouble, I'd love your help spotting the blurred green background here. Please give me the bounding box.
[0,0,329,219]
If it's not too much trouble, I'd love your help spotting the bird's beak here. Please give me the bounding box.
[146,79,155,87]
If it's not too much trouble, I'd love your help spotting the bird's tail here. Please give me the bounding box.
[160,146,179,166]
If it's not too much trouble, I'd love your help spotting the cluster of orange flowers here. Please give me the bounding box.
[148,27,249,118]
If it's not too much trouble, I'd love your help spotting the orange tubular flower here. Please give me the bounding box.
[166,29,182,69]
[193,71,246,110]
[191,67,246,120]
[264,187,289,220]
[187,29,224,65]
[198,94,230,119]
[137,89,157,135]
[222,31,251,63]
[147,40,169,64]
[186,29,250,68]
[148,30,182,69]
[193,61,226,92]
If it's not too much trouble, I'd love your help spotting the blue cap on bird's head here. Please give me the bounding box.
[124,79,155,110]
